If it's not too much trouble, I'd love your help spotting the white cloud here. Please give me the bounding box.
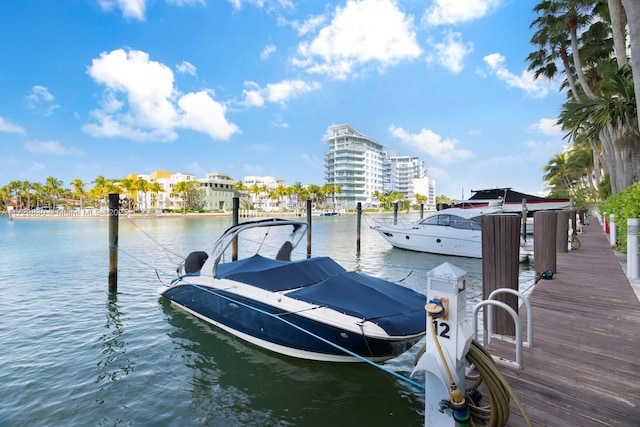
[427,31,473,73]
[293,15,327,36]
[529,117,563,138]
[424,0,502,26]
[83,48,239,141]
[242,79,321,107]
[0,117,25,134]
[26,86,59,116]
[227,0,294,12]
[177,91,240,140]
[260,44,277,60]
[482,53,552,98]
[292,0,422,80]
[176,60,197,75]
[98,0,203,20]
[98,0,146,20]
[24,140,83,155]
[389,125,473,163]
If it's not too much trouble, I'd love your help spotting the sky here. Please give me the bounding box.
[0,0,568,199]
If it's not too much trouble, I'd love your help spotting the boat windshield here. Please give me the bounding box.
[419,214,482,231]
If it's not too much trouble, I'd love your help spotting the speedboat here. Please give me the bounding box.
[157,218,426,363]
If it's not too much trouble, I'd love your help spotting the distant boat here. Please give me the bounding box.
[452,188,570,213]
[158,218,426,362]
[311,209,339,217]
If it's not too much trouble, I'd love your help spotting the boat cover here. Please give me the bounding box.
[216,254,346,292]
[288,272,427,336]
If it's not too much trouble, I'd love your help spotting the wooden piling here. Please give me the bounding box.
[108,193,119,293]
[481,213,521,336]
[356,202,362,253]
[556,210,570,252]
[306,199,312,258]
[232,197,239,261]
[533,210,558,274]
[419,203,424,220]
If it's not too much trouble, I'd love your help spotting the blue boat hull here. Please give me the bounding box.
[162,284,423,362]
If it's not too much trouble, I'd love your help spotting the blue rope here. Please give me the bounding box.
[112,244,426,390]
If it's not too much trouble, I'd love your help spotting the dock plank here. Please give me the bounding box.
[483,225,640,426]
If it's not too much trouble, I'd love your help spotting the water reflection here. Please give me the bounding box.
[96,293,135,426]
[160,299,424,426]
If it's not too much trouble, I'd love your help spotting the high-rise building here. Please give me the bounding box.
[324,124,386,208]
[388,155,426,200]
[324,124,434,208]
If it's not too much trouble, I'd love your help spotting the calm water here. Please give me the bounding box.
[0,213,535,426]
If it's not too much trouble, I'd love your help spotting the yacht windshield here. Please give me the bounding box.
[419,214,481,231]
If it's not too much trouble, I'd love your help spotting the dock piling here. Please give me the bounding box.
[108,193,119,293]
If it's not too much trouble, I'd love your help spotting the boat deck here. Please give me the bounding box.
[485,224,640,426]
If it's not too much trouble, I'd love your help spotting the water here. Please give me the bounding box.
[0,214,535,426]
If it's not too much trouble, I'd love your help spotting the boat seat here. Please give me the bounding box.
[276,241,293,261]
[182,251,209,276]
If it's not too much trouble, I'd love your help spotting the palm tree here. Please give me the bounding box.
[70,178,86,212]
[529,0,640,194]
[135,178,149,212]
[148,181,163,211]
[120,178,136,211]
[92,175,108,210]
[44,176,63,209]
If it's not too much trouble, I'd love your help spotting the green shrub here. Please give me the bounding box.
[599,183,640,252]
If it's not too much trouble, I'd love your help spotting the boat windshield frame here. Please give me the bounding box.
[211,218,308,276]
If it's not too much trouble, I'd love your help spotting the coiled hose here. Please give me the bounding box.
[414,339,532,426]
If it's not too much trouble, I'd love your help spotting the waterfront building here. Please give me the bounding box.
[243,175,293,211]
[324,124,435,209]
[413,176,437,209]
[388,155,426,201]
[324,124,386,208]
[198,172,248,211]
[134,170,196,211]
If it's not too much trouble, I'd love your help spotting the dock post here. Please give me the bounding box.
[419,203,424,220]
[356,202,361,253]
[415,262,472,426]
[521,199,528,241]
[232,197,239,261]
[628,219,640,279]
[306,199,312,258]
[481,213,521,336]
[393,202,398,225]
[610,214,617,248]
[108,193,119,293]
[556,211,569,252]
[534,211,558,274]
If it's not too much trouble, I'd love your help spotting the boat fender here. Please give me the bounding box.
[183,251,209,275]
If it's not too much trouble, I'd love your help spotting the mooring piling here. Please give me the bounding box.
[108,193,119,293]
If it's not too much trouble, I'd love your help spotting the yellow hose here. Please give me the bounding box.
[413,339,532,427]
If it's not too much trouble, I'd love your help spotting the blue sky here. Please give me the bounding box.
[0,0,566,199]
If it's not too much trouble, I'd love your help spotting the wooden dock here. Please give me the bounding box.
[485,223,640,426]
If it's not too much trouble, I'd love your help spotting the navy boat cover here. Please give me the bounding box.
[288,271,426,336]
[216,255,346,291]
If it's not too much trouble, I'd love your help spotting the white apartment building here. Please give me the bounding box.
[324,124,386,208]
[413,176,437,209]
[133,171,196,211]
[387,155,426,201]
[324,124,435,209]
